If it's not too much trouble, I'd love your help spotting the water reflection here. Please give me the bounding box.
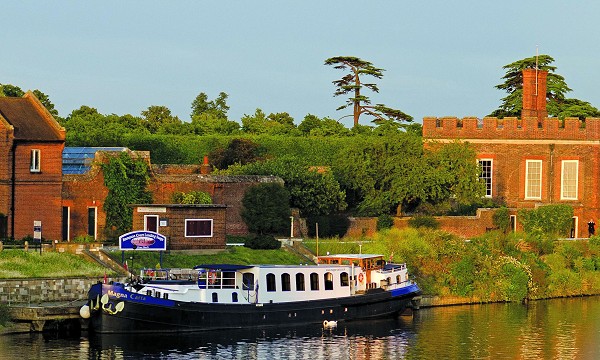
[2,297,600,359]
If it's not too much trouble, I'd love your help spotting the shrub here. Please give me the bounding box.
[408,215,439,229]
[171,191,212,204]
[493,207,511,233]
[241,183,291,235]
[376,214,394,231]
[244,234,281,250]
[0,302,10,326]
[518,204,573,237]
[306,214,350,238]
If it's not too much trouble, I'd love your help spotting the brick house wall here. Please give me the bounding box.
[422,69,600,238]
[131,204,227,249]
[0,93,65,241]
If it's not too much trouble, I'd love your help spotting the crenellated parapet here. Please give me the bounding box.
[422,116,600,141]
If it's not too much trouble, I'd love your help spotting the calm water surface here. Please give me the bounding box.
[1,297,600,359]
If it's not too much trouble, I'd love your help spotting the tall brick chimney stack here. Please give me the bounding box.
[521,68,548,121]
[200,155,212,175]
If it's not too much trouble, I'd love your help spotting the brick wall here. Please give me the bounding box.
[422,116,600,141]
[12,143,64,240]
[131,205,227,249]
[346,209,497,239]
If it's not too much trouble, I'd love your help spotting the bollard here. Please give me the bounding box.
[0,240,3,252]
[24,240,29,252]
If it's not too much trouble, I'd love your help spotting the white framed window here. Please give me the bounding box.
[561,160,578,200]
[185,219,213,237]
[144,215,159,232]
[30,149,41,172]
[525,160,542,200]
[478,159,493,197]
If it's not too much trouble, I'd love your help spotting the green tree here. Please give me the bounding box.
[227,156,347,216]
[241,183,291,235]
[324,56,412,127]
[208,138,266,169]
[101,152,153,235]
[490,54,600,119]
[333,135,484,216]
[0,84,24,97]
[190,91,229,119]
[142,105,185,134]
[191,113,240,135]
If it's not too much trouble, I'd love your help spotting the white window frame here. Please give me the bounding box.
[144,215,160,233]
[525,160,542,200]
[560,160,579,200]
[478,159,493,198]
[572,216,579,238]
[184,219,213,238]
[30,149,41,172]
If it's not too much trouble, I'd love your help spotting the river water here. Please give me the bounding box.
[1,297,600,359]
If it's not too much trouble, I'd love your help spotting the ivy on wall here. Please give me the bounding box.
[101,152,153,236]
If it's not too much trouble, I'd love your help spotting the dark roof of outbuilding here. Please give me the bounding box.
[0,93,65,142]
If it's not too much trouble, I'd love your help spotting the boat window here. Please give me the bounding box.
[212,293,218,303]
[281,273,291,291]
[397,275,401,283]
[324,272,334,290]
[155,291,161,298]
[266,273,276,292]
[340,272,349,287]
[296,273,305,291]
[232,293,238,303]
[310,273,319,291]
[222,271,236,288]
[243,273,255,291]
[163,293,169,299]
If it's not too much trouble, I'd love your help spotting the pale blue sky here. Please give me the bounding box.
[3,1,600,127]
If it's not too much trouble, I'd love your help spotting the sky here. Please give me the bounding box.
[3,1,600,128]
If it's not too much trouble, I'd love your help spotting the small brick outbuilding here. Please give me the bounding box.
[131,204,227,250]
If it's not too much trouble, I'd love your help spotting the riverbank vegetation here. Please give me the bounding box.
[308,227,600,302]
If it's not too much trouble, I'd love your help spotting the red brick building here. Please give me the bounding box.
[0,92,66,240]
[62,149,282,241]
[131,204,227,249]
[423,69,599,237]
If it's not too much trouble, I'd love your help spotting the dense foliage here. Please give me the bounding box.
[308,228,600,302]
[241,183,291,235]
[101,152,153,237]
[171,191,213,205]
[518,204,574,238]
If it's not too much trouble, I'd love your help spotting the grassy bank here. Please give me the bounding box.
[307,228,600,302]
[0,250,109,278]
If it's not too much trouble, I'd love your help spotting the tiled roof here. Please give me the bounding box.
[0,95,64,141]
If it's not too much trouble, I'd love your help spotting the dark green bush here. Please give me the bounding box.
[244,234,281,250]
[306,214,350,238]
[408,215,439,229]
[377,214,394,231]
[0,302,11,326]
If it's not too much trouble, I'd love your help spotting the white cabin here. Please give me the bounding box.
[128,254,412,305]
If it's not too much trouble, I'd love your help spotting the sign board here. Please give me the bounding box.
[137,207,167,213]
[33,221,42,241]
[119,231,167,251]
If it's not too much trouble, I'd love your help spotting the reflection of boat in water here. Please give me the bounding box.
[88,316,418,357]
[82,254,421,334]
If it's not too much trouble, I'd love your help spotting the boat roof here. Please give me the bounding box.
[193,264,254,271]
[317,254,384,260]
